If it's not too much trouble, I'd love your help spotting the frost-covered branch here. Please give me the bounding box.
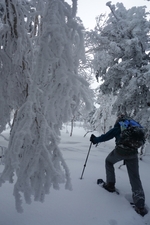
[87,2,150,139]
[0,134,9,142]
[0,0,92,212]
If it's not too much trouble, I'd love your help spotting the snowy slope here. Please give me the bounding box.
[0,123,150,225]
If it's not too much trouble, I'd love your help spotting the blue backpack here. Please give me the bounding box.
[119,119,142,131]
[117,118,145,151]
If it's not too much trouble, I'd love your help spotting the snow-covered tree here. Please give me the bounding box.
[87,2,150,138]
[94,92,116,133]
[84,92,116,134]
[0,0,92,212]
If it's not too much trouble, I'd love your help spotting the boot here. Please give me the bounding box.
[134,206,148,217]
[103,182,116,192]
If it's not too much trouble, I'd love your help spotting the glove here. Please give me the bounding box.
[90,134,97,145]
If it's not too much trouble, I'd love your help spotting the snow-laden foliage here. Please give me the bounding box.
[0,0,32,133]
[87,2,150,138]
[94,92,116,133]
[85,92,116,134]
[0,0,92,212]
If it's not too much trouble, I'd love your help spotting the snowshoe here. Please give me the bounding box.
[97,179,119,195]
[131,203,148,217]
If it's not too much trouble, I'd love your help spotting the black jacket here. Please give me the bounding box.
[93,122,121,144]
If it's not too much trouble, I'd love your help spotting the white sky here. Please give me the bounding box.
[67,0,150,29]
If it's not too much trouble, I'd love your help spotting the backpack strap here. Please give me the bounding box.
[119,120,130,131]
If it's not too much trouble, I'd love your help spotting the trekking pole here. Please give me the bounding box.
[80,142,92,179]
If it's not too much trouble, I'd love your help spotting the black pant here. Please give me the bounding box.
[105,149,145,208]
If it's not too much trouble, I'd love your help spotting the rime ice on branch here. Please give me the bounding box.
[87,2,150,139]
[0,0,92,212]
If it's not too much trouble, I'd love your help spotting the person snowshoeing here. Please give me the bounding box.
[90,113,148,216]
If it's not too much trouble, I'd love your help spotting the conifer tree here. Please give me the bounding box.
[87,2,150,138]
[0,0,92,212]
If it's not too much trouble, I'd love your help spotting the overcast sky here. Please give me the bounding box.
[67,0,150,29]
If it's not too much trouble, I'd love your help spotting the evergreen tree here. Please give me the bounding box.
[94,92,116,133]
[0,0,92,212]
[87,2,150,138]
[84,92,116,134]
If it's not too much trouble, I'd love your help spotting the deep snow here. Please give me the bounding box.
[0,123,150,225]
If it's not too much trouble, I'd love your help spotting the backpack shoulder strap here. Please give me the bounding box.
[119,120,130,131]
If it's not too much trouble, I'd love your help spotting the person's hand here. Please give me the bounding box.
[90,134,97,144]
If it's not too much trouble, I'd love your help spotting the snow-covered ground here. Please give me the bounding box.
[0,123,150,225]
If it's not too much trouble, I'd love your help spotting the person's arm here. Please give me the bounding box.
[90,126,121,144]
